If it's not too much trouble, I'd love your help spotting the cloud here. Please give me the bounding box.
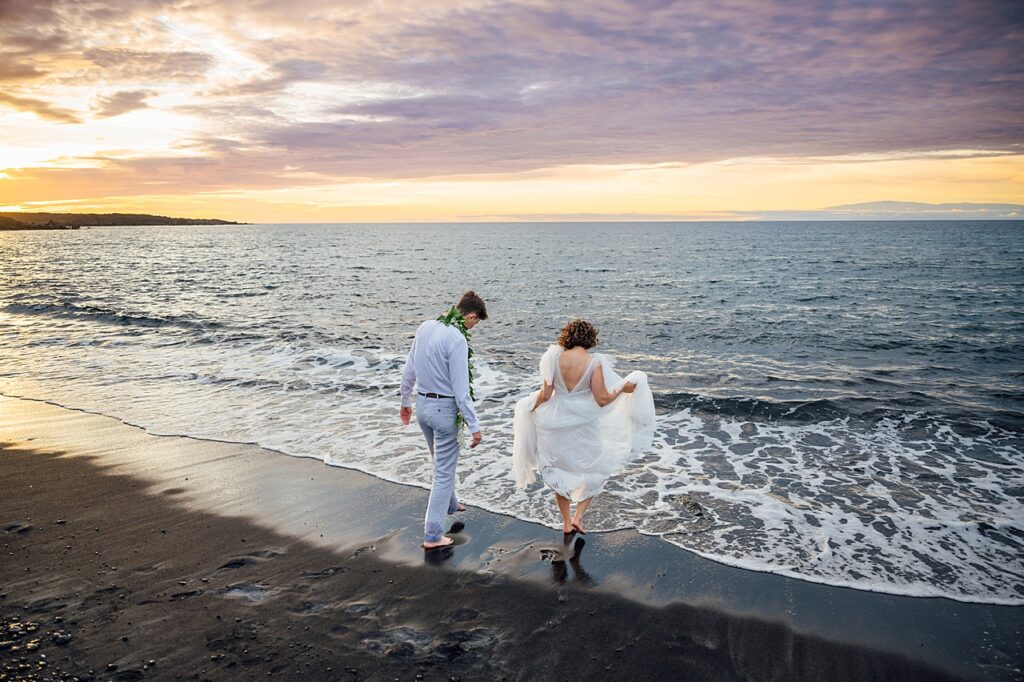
[209,59,328,96]
[92,90,155,118]
[0,150,337,204]
[222,0,1023,177]
[0,60,46,82]
[1,0,1022,193]
[0,92,80,123]
[0,0,62,27]
[81,49,214,81]
[0,1,65,83]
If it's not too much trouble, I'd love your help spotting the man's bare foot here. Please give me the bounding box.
[456,503,466,512]
[422,536,454,549]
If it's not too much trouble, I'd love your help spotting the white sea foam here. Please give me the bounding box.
[2,318,1022,605]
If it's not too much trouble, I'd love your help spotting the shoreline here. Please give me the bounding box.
[8,392,1021,608]
[1,395,1021,680]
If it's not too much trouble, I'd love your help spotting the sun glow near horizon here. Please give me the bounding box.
[3,153,1023,223]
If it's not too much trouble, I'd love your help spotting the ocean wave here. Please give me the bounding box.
[653,390,1024,433]
[655,391,852,422]
[2,302,222,331]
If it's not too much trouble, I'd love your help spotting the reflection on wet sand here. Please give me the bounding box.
[550,534,595,587]
[423,521,466,566]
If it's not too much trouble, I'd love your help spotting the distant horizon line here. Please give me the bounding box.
[99,218,1024,225]
[4,199,1022,224]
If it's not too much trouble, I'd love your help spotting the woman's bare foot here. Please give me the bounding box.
[570,497,593,535]
[554,493,573,536]
[456,503,466,512]
[422,536,454,549]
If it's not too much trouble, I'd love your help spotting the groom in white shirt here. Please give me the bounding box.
[400,290,487,549]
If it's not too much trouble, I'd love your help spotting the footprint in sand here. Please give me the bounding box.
[247,548,284,559]
[300,566,348,579]
[443,608,480,623]
[217,558,255,570]
[217,548,285,571]
[539,548,561,562]
[168,589,203,602]
[291,601,328,615]
[345,602,377,616]
[220,583,276,603]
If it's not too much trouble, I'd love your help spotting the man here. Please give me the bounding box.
[400,290,487,549]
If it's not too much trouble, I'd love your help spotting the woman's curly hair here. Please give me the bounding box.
[557,319,598,350]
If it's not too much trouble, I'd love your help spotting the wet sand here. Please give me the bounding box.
[1,396,1020,680]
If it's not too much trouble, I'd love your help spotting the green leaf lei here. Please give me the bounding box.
[437,306,475,432]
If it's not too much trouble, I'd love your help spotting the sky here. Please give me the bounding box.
[0,0,1022,222]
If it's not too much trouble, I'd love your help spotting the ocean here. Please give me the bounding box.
[1,220,1022,604]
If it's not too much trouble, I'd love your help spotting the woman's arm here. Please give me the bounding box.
[591,364,635,407]
[531,381,554,412]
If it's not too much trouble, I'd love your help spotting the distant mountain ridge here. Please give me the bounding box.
[749,201,1024,221]
[828,201,1024,214]
[0,212,242,230]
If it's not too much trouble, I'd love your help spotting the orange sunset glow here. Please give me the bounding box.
[1,1,1022,222]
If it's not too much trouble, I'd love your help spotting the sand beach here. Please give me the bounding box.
[2,396,1019,680]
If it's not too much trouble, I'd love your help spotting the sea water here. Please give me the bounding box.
[1,221,1022,604]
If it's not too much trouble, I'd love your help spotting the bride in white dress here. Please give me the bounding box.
[512,319,655,533]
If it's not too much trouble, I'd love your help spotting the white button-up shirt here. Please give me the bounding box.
[400,320,480,433]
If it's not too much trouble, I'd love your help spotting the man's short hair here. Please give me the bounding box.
[457,290,488,320]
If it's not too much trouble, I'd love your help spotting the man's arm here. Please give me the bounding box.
[399,333,418,424]
[448,335,481,445]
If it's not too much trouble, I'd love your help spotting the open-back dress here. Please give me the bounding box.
[512,345,655,501]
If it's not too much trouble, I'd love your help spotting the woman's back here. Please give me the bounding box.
[556,348,595,394]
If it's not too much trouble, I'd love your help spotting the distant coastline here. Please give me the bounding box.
[0,212,244,230]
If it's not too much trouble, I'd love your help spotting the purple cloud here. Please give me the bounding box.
[0,60,46,82]
[2,0,1022,185]
[0,91,79,123]
[236,0,1024,176]
[210,59,328,96]
[92,89,155,118]
[81,49,214,82]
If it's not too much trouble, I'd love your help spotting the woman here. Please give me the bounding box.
[513,319,655,534]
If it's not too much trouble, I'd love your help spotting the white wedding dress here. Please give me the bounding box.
[512,345,656,501]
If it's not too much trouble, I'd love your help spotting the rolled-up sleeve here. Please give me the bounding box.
[448,335,480,432]
[400,333,418,408]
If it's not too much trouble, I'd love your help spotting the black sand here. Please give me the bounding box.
[1,396,1020,680]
